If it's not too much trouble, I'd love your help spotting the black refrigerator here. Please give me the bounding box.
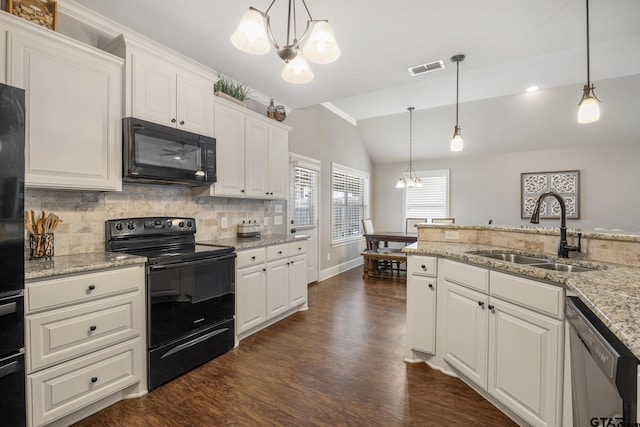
[0,83,26,426]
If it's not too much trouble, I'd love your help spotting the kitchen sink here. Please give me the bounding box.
[471,252,551,264]
[528,263,596,272]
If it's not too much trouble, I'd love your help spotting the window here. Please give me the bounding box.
[292,165,319,229]
[406,169,450,219]
[331,163,369,244]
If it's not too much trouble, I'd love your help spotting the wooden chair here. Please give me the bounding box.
[406,218,427,233]
[361,218,405,277]
[431,217,455,224]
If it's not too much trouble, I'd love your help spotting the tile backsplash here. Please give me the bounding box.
[25,183,286,256]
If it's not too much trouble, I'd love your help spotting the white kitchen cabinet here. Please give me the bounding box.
[406,255,438,355]
[192,98,291,200]
[1,14,123,191]
[235,241,307,339]
[440,260,564,427]
[25,265,146,427]
[443,280,488,387]
[104,34,214,137]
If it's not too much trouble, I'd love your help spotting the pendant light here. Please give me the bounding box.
[450,54,465,151]
[231,0,340,84]
[396,107,423,189]
[577,0,600,123]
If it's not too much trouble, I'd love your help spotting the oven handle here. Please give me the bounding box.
[149,253,236,271]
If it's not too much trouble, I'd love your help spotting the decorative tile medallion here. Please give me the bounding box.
[521,170,579,219]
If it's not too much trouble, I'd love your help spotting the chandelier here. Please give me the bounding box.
[231,0,340,84]
[396,107,423,189]
[577,0,600,123]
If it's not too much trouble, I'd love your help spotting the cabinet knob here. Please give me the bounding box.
[171,118,176,123]
[180,120,185,125]
[278,251,282,254]
[262,268,266,272]
[241,189,245,193]
[91,377,98,383]
[89,325,97,331]
[251,256,256,260]
[478,301,485,308]
[270,192,273,195]
[266,192,270,195]
[488,304,495,312]
[88,285,96,291]
[421,264,426,270]
[428,283,434,289]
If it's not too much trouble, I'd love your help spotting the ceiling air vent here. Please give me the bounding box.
[408,60,445,76]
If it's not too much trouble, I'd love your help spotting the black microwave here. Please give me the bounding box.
[123,117,216,186]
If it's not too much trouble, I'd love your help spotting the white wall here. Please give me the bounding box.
[373,143,640,232]
[286,105,372,276]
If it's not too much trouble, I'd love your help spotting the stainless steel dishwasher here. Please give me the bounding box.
[567,296,638,426]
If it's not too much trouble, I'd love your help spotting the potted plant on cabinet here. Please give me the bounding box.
[214,72,252,107]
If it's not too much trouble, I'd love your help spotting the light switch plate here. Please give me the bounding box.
[221,217,227,229]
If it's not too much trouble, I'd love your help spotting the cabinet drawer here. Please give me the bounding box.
[267,243,289,261]
[236,248,266,269]
[408,255,437,277]
[26,266,143,313]
[490,271,564,318]
[28,338,142,427]
[288,240,307,256]
[27,291,142,372]
[442,259,489,293]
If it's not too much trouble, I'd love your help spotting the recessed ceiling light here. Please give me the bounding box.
[526,85,539,92]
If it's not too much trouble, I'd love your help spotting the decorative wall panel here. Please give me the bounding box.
[521,170,579,219]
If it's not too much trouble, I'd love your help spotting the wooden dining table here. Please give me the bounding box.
[361,231,417,281]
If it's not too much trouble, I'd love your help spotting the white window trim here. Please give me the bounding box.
[403,169,450,223]
[331,162,370,246]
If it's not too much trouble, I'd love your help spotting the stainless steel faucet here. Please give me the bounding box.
[529,191,581,258]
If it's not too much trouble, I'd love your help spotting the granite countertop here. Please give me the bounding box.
[25,252,147,281]
[403,241,640,359]
[198,234,309,251]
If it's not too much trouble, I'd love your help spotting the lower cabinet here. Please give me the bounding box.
[25,265,146,427]
[408,256,565,427]
[406,255,438,355]
[236,241,308,339]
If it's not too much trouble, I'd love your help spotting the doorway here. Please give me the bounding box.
[289,154,320,283]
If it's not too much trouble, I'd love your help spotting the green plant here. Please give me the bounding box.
[214,72,252,101]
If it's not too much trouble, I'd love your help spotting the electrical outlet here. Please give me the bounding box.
[444,230,460,241]
[221,217,227,229]
[274,216,282,225]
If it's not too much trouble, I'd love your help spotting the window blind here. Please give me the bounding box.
[293,166,318,228]
[332,163,369,244]
[406,170,449,219]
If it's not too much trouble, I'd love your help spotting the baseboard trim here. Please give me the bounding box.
[319,257,363,282]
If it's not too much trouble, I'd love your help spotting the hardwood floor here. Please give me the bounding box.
[73,267,517,427]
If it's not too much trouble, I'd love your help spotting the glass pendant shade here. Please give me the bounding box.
[578,95,600,123]
[231,9,271,55]
[303,21,341,64]
[281,51,314,84]
[396,178,406,189]
[451,127,464,152]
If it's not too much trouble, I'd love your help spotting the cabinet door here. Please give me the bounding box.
[267,126,289,199]
[236,266,267,334]
[8,30,122,191]
[266,259,289,319]
[488,298,563,427]
[176,70,214,136]
[443,281,488,388]
[406,269,436,354]
[288,255,307,307]
[132,53,177,127]
[213,103,246,196]
[244,118,269,198]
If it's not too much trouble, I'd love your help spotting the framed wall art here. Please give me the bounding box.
[521,170,580,219]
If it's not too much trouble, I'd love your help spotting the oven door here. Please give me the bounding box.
[147,253,236,348]
[124,117,215,185]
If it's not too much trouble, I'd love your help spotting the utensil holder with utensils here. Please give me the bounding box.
[29,232,54,259]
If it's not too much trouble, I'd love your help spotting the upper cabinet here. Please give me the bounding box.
[193,98,291,200]
[104,34,214,137]
[1,13,123,191]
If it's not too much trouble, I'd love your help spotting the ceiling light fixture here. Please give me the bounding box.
[450,54,465,152]
[526,85,539,92]
[231,0,340,84]
[396,107,423,189]
[577,0,600,123]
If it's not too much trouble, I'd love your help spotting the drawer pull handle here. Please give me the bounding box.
[88,285,96,291]
[89,325,97,331]
[91,377,98,383]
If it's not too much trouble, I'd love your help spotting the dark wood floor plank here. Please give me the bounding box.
[73,267,517,427]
